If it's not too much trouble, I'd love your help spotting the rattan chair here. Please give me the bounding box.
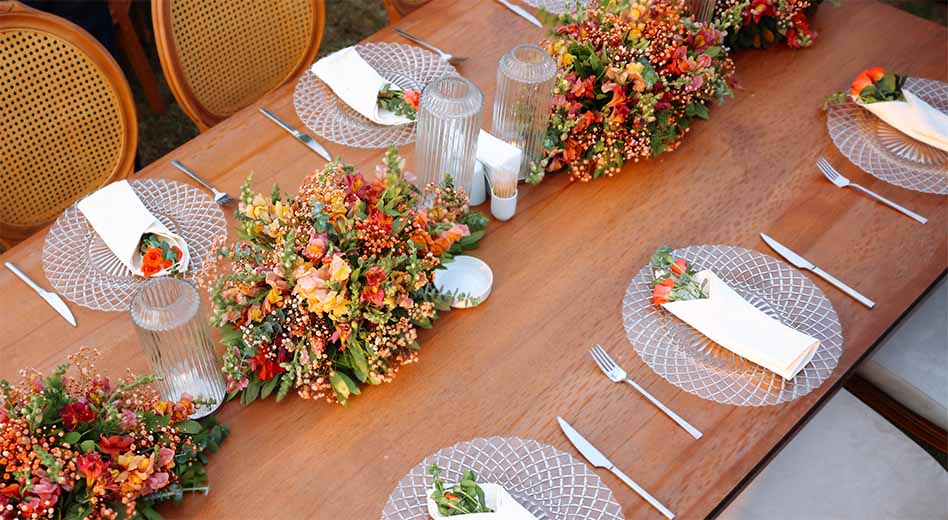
[0,0,137,244]
[152,0,325,131]
[383,0,432,21]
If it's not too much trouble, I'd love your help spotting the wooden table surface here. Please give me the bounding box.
[2,1,946,518]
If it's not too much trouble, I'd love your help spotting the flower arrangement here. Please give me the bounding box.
[206,147,487,406]
[138,234,184,278]
[825,66,905,106]
[377,84,421,121]
[0,349,228,520]
[713,0,820,49]
[649,245,708,305]
[428,465,492,516]
[532,0,738,183]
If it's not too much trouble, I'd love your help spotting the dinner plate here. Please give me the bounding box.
[827,77,948,195]
[42,179,226,312]
[294,43,457,149]
[381,437,623,520]
[622,245,843,406]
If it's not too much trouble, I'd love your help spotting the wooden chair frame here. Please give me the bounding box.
[151,0,325,131]
[0,0,137,242]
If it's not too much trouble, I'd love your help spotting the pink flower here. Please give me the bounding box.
[695,54,712,70]
[32,478,60,503]
[156,447,175,469]
[303,233,329,262]
[119,409,138,430]
[143,472,170,494]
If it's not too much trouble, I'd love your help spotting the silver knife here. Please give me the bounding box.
[557,417,675,519]
[259,107,332,162]
[496,0,543,28]
[759,233,875,309]
[5,262,76,327]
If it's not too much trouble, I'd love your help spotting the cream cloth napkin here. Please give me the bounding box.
[662,271,819,380]
[427,483,537,520]
[477,130,522,181]
[311,47,413,126]
[78,180,190,277]
[857,89,948,152]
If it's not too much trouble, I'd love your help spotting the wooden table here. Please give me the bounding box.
[2,1,945,518]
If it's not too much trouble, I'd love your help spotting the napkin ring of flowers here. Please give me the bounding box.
[206,147,487,406]
[0,348,228,520]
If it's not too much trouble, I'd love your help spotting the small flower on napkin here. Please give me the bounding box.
[649,246,708,305]
[426,464,537,519]
[377,84,420,121]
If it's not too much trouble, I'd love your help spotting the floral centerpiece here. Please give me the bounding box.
[206,147,487,406]
[0,349,228,520]
[713,0,821,49]
[532,0,739,183]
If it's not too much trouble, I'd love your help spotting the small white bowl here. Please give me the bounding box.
[434,255,493,308]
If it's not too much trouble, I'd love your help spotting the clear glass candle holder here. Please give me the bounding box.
[130,277,225,419]
[491,44,557,180]
[414,76,485,196]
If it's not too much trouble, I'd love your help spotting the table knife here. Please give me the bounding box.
[759,233,875,308]
[557,417,675,519]
[5,262,76,327]
[496,0,543,27]
[259,107,332,162]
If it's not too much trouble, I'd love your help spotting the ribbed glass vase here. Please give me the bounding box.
[414,76,485,195]
[491,44,557,180]
[130,277,225,419]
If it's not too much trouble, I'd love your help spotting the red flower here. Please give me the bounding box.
[744,0,775,24]
[77,453,108,486]
[0,483,19,498]
[98,434,133,457]
[250,346,286,381]
[366,207,394,233]
[404,90,420,110]
[670,258,687,275]
[652,284,673,305]
[60,400,96,431]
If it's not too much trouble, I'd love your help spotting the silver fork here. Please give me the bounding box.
[170,160,235,206]
[394,28,467,64]
[816,158,927,224]
[591,345,703,440]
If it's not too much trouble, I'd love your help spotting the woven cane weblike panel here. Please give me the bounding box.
[0,28,128,231]
[167,0,314,117]
[294,43,457,148]
[827,78,948,195]
[43,180,226,312]
[382,437,623,520]
[622,245,843,406]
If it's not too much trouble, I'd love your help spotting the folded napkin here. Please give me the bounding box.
[857,89,948,152]
[477,130,522,183]
[78,180,190,277]
[311,47,412,126]
[427,483,537,520]
[662,270,819,380]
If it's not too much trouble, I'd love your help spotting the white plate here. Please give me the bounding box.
[434,255,493,308]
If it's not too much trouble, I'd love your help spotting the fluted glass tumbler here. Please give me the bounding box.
[130,277,225,419]
[492,44,557,180]
[414,76,485,196]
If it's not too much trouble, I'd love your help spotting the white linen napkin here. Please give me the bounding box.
[857,89,948,152]
[427,483,537,520]
[78,180,190,277]
[311,47,413,126]
[661,271,819,380]
[477,130,522,182]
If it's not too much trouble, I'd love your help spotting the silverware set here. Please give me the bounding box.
[817,157,927,224]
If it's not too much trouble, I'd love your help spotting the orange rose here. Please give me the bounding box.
[865,66,885,82]
[849,72,873,97]
[404,90,420,110]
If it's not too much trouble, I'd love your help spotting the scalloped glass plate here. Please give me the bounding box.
[294,43,457,149]
[827,77,948,195]
[382,437,623,520]
[622,245,843,406]
[523,0,590,14]
[42,179,227,312]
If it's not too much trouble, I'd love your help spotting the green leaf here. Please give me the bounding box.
[329,372,351,402]
[61,431,81,445]
[347,343,370,383]
[79,439,96,453]
[260,376,279,399]
[704,45,722,58]
[176,420,203,435]
[137,503,164,520]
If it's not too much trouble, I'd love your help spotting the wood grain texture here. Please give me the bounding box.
[1,1,946,518]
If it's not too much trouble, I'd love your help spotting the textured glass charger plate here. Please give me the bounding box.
[523,0,589,14]
[827,77,948,195]
[43,179,226,312]
[294,43,456,148]
[622,245,843,406]
[381,437,623,520]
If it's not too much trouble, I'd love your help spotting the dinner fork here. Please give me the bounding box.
[591,345,703,440]
[816,158,927,224]
[170,160,235,206]
[394,28,467,64]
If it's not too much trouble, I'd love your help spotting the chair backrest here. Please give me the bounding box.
[152,0,325,131]
[0,0,137,243]
[383,0,432,21]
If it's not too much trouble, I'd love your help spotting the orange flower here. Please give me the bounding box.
[849,72,873,97]
[865,66,885,82]
[404,90,420,110]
